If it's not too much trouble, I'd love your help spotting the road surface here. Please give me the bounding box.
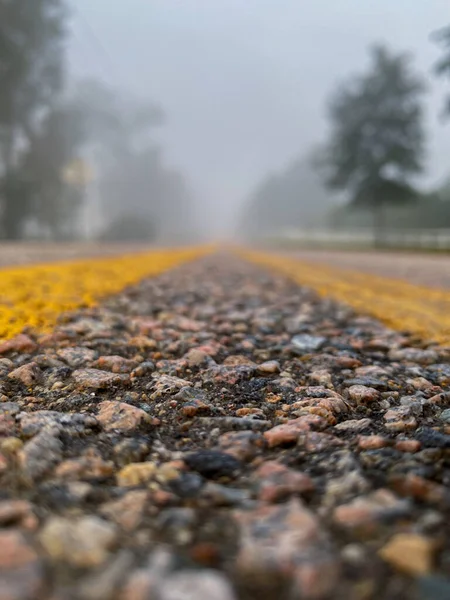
[288,248,450,289]
[0,249,449,599]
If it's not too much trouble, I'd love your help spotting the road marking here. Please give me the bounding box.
[0,246,211,341]
[240,250,450,346]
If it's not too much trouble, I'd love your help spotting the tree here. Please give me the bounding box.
[0,0,67,238]
[69,79,164,160]
[433,25,450,116]
[240,155,331,240]
[74,81,195,242]
[321,45,426,245]
[99,213,156,242]
[99,145,195,242]
[24,102,87,239]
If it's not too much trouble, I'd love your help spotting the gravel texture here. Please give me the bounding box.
[0,254,450,600]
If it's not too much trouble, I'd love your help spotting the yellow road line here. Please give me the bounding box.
[239,249,450,346]
[0,246,212,341]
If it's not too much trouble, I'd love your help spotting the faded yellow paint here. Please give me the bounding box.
[0,246,211,341]
[239,249,450,346]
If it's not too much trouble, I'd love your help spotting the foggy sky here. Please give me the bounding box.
[68,0,450,234]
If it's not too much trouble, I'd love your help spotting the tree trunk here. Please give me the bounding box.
[0,171,30,240]
[2,196,23,240]
[373,201,386,248]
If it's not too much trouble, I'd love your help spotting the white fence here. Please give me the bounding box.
[273,228,450,250]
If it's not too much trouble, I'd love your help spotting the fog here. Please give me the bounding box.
[68,0,450,238]
[1,2,449,243]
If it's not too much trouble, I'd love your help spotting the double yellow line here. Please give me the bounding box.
[239,249,450,346]
[0,246,212,341]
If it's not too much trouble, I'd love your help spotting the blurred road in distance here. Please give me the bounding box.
[0,243,151,268]
[285,249,450,289]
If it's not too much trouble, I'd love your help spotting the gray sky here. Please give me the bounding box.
[68,0,450,232]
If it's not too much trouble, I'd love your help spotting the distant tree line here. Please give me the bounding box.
[241,24,450,244]
[0,0,195,242]
[239,156,330,239]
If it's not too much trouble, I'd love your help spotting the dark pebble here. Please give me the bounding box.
[416,427,450,449]
[184,450,242,479]
[169,472,205,498]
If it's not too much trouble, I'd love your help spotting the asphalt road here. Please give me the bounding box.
[1,254,449,599]
[1,243,448,290]
[0,243,151,267]
[287,249,450,289]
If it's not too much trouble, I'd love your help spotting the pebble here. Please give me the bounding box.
[323,463,369,508]
[379,533,436,576]
[158,570,237,600]
[0,334,37,355]
[0,500,36,529]
[390,473,446,504]
[180,397,210,417]
[389,348,439,365]
[100,491,149,531]
[340,543,367,566]
[334,418,372,432]
[93,355,138,373]
[263,415,326,448]
[72,368,129,389]
[416,427,450,449]
[235,499,339,599]
[408,376,434,390]
[120,568,159,600]
[290,334,326,353]
[184,450,241,479]
[0,358,13,375]
[0,529,44,600]
[56,448,114,480]
[395,439,421,453]
[201,482,251,506]
[347,385,379,404]
[169,472,205,498]
[19,426,63,481]
[308,369,333,387]
[18,410,98,437]
[257,360,281,375]
[358,435,389,450]
[57,346,97,367]
[426,391,450,406]
[156,508,196,544]
[333,489,411,530]
[76,550,134,600]
[255,461,314,502]
[8,362,43,387]
[113,438,150,466]
[343,377,387,389]
[216,430,262,461]
[117,462,157,487]
[298,430,344,452]
[97,401,152,432]
[150,375,192,399]
[184,348,210,366]
[131,360,155,377]
[39,515,117,567]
